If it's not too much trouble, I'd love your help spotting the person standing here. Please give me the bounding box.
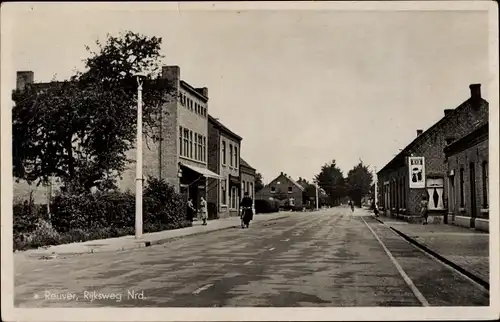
[187,198,196,225]
[420,195,429,225]
[350,200,355,212]
[200,196,208,226]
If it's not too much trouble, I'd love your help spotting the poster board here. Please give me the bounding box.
[408,156,426,188]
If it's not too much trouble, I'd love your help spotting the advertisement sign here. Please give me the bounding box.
[408,157,425,189]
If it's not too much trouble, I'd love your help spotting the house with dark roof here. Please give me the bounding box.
[377,84,488,223]
[240,158,257,207]
[256,172,305,211]
[444,122,489,232]
[207,114,242,218]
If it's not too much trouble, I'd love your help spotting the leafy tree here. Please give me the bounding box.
[254,172,264,192]
[314,160,346,206]
[346,161,373,207]
[12,31,174,193]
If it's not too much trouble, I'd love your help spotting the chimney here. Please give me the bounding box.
[16,71,34,90]
[416,129,423,137]
[161,66,181,82]
[280,172,283,176]
[444,109,454,116]
[470,84,481,99]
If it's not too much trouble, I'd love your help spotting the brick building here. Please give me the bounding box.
[377,84,489,223]
[444,122,489,232]
[207,115,242,218]
[256,172,304,210]
[117,66,222,211]
[240,158,256,208]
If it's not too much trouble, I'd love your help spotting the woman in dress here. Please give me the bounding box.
[200,197,208,226]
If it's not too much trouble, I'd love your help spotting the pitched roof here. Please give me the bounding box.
[378,97,487,174]
[240,158,256,170]
[286,176,305,191]
[444,122,488,156]
[208,114,242,141]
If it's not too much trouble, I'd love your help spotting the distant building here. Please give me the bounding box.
[256,172,304,211]
[444,122,489,232]
[377,84,488,223]
[240,158,257,207]
[207,115,242,218]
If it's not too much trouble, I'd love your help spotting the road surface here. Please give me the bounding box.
[15,207,489,307]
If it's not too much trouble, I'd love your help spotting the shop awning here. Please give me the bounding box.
[179,163,223,180]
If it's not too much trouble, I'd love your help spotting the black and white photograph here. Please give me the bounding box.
[1,1,498,321]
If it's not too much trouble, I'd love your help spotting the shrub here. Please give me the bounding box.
[13,177,190,251]
[255,199,280,214]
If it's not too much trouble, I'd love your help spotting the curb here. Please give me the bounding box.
[23,215,290,258]
[389,225,490,292]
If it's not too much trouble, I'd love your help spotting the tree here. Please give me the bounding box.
[12,31,174,193]
[314,160,346,206]
[254,172,264,192]
[346,161,373,207]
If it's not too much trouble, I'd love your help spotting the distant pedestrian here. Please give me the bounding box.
[350,200,355,212]
[200,197,208,225]
[187,198,196,224]
[372,200,379,217]
[420,195,429,225]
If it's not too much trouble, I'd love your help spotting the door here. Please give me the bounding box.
[469,163,476,228]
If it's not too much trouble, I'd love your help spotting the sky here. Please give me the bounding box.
[2,3,492,185]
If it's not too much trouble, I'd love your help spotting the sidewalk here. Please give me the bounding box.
[375,214,489,284]
[15,212,289,259]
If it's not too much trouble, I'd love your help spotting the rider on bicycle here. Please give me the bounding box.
[240,192,254,228]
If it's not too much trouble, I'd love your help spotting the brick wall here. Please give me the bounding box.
[257,173,303,209]
[377,89,488,217]
[447,138,489,221]
[207,120,220,216]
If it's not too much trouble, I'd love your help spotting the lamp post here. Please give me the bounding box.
[135,72,146,239]
[374,166,378,207]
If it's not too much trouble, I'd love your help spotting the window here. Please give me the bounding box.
[247,182,250,194]
[183,129,189,157]
[229,144,233,167]
[242,181,245,194]
[222,141,226,165]
[194,135,198,160]
[288,186,293,193]
[203,136,206,162]
[271,187,276,193]
[189,131,193,159]
[235,147,238,168]
[482,161,488,208]
[459,168,465,207]
[180,94,185,106]
[250,182,253,197]
[198,134,203,161]
[179,126,183,156]
[203,108,206,117]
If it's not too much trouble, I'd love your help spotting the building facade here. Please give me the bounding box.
[256,172,304,210]
[444,122,489,232]
[207,115,242,218]
[240,158,256,208]
[377,84,489,223]
[116,66,222,211]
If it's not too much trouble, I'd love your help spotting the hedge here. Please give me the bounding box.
[255,199,280,214]
[13,177,191,251]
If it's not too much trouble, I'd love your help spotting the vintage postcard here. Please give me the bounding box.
[1,1,498,321]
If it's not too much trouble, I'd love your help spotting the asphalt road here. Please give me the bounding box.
[15,207,489,307]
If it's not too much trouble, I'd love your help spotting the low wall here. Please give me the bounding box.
[454,215,472,229]
[474,218,489,233]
